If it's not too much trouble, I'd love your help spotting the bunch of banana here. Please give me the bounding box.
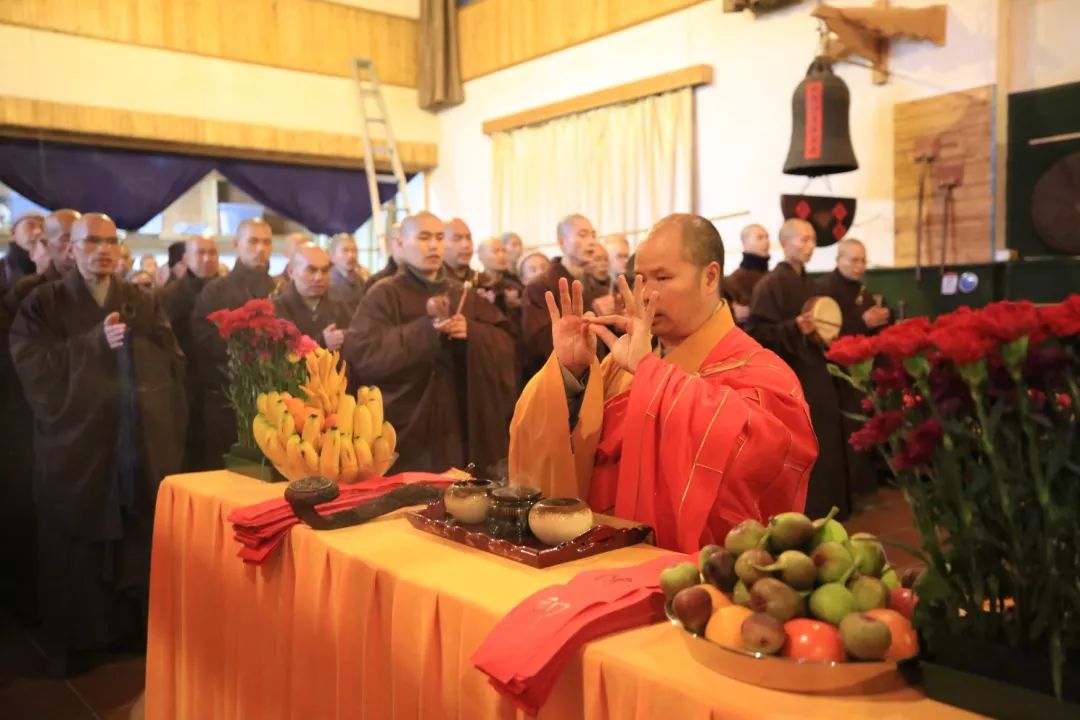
[299,348,348,416]
[251,383,398,484]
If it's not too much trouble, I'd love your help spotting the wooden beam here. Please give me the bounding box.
[482,64,713,135]
[0,96,437,172]
[459,0,708,81]
[0,0,419,87]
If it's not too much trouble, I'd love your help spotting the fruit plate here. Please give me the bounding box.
[406,500,653,568]
[665,604,915,695]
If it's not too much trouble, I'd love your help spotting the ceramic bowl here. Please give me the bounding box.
[528,497,594,546]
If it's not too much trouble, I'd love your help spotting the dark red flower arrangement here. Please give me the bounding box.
[826,294,1080,696]
[207,299,319,447]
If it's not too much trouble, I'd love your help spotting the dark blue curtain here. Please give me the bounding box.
[0,139,214,230]
[0,138,404,233]
[218,160,402,235]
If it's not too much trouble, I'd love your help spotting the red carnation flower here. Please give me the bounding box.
[826,334,879,366]
[1039,295,1080,338]
[850,410,904,452]
[871,362,912,393]
[977,300,1040,343]
[929,325,995,366]
[875,317,931,359]
[892,418,943,471]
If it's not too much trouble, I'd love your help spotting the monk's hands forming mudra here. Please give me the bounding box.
[587,274,659,374]
[547,277,596,377]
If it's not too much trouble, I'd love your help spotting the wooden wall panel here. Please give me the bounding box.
[0,0,418,87]
[458,0,706,81]
[0,96,437,171]
[893,86,994,267]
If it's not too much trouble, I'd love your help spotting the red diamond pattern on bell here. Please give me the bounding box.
[795,200,811,218]
[832,203,848,221]
[832,224,847,240]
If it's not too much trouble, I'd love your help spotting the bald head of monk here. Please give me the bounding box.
[590,242,611,284]
[290,244,333,300]
[185,235,220,280]
[633,213,724,344]
[115,243,133,277]
[605,233,630,277]
[477,236,508,274]
[43,209,81,272]
[71,213,119,282]
[740,223,770,257]
[500,232,523,268]
[398,211,446,280]
[235,217,273,270]
[556,214,596,269]
[11,212,44,252]
[444,217,473,271]
[836,237,867,282]
[778,219,816,269]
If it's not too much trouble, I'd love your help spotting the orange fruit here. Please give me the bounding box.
[864,608,919,659]
[696,584,733,611]
[704,605,753,650]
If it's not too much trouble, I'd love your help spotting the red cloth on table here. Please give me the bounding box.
[471,554,683,714]
[227,472,454,564]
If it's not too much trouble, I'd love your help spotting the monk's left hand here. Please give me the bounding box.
[587,274,658,374]
[323,324,345,351]
[438,314,467,340]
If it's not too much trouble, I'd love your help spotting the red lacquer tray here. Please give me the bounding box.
[405,500,653,568]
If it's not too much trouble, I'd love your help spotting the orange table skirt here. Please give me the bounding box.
[145,471,981,719]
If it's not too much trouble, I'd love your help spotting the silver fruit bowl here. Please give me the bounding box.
[665,604,916,695]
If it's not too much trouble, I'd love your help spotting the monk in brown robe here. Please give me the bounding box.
[476,236,525,319]
[746,219,851,519]
[273,245,352,350]
[0,209,78,622]
[272,231,312,294]
[816,238,891,503]
[725,223,771,326]
[329,233,366,313]
[0,211,45,296]
[159,235,220,471]
[366,224,402,291]
[344,211,518,475]
[500,231,525,284]
[190,218,275,468]
[510,214,816,553]
[10,213,185,673]
[517,251,550,286]
[443,217,482,285]
[605,233,631,281]
[521,214,606,380]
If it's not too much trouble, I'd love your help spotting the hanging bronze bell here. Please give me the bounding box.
[783,56,858,176]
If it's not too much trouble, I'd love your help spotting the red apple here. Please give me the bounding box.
[781,619,846,662]
[889,587,918,620]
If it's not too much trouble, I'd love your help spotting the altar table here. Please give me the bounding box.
[145,471,982,719]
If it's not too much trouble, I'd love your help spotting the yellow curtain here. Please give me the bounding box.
[418,0,464,111]
[492,87,694,247]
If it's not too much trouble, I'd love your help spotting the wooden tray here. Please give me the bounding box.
[405,500,653,568]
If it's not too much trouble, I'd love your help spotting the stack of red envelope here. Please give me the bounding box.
[471,553,684,714]
[227,472,455,564]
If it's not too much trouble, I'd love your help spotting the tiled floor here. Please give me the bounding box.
[0,486,919,718]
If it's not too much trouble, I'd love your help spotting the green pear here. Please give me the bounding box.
[809,583,858,626]
[849,533,887,577]
[881,565,900,590]
[766,512,814,552]
[660,562,700,601]
[810,506,849,549]
[725,519,768,556]
[698,544,723,570]
[732,580,751,607]
[753,550,817,590]
[848,575,890,611]
[840,613,892,660]
[812,541,854,584]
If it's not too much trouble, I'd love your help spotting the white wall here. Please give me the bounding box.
[326,0,421,19]
[0,24,437,145]
[1009,0,1080,92]
[428,0,1011,272]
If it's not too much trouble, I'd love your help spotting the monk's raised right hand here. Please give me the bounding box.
[546,277,596,377]
[103,311,127,350]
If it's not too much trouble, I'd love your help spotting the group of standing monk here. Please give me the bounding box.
[0,205,886,676]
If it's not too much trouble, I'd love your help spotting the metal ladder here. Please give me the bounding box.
[352,58,411,234]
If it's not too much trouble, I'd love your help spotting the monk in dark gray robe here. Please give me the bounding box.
[328,233,366,314]
[746,219,851,519]
[10,213,185,674]
[273,245,353,349]
[724,223,771,327]
[189,219,275,468]
[344,212,518,475]
[816,238,892,503]
[159,235,220,471]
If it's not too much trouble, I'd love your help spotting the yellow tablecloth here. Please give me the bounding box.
[145,471,981,719]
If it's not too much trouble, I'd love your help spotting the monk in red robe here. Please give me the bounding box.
[509,214,817,553]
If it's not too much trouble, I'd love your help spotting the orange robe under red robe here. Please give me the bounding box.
[509,305,818,553]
